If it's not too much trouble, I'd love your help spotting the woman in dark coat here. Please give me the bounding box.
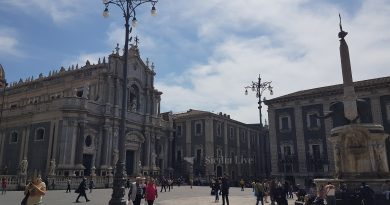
[75,178,90,203]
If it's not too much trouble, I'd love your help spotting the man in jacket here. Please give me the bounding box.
[128,177,144,205]
[221,177,230,205]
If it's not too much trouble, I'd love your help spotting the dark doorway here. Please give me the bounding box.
[216,166,223,177]
[284,175,295,185]
[83,154,93,176]
[126,150,134,176]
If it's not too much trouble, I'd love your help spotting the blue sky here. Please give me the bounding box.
[1,0,390,123]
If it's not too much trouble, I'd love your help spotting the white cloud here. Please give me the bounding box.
[0,29,21,56]
[3,0,94,24]
[63,52,108,69]
[155,0,390,123]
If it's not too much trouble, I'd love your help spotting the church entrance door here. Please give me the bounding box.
[126,150,135,176]
[83,154,93,176]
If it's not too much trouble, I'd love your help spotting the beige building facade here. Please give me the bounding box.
[0,45,174,179]
[172,109,270,181]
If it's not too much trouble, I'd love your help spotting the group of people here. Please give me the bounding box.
[127,176,159,205]
[211,176,231,205]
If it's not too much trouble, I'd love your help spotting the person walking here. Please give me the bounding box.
[269,180,277,205]
[145,179,158,205]
[274,182,288,205]
[359,182,375,205]
[240,179,245,191]
[221,177,230,205]
[214,178,221,202]
[128,177,145,205]
[75,177,90,203]
[168,178,173,191]
[160,177,167,192]
[126,178,131,189]
[254,180,265,205]
[89,179,94,193]
[263,181,270,203]
[325,182,336,205]
[66,179,71,193]
[25,175,47,205]
[382,180,390,201]
[1,177,7,195]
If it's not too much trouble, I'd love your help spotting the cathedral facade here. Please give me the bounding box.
[0,45,174,179]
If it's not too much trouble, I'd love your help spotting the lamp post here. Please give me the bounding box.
[102,1,157,204]
[244,74,273,177]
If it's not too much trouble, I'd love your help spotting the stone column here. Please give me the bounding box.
[100,125,110,168]
[144,131,151,172]
[223,121,228,177]
[371,96,383,124]
[323,101,335,173]
[20,126,29,162]
[185,120,192,177]
[294,105,307,174]
[236,126,241,177]
[74,121,86,169]
[268,107,279,175]
[167,134,173,170]
[0,131,4,168]
[204,117,214,177]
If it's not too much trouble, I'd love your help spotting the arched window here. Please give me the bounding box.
[128,84,139,112]
[35,128,45,141]
[85,135,92,147]
[10,131,18,143]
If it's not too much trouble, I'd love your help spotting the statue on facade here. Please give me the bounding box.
[131,98,137,111]
[49,159,56,176]
[151,152,157,166]
[112,150,119,166]
[20,159,28,175]
[82,84,89,99]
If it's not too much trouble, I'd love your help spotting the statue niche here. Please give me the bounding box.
[128,84,140,112]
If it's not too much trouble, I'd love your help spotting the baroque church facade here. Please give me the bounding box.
[0,45,174,179]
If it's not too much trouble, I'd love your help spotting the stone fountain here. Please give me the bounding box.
[314,16,390,200]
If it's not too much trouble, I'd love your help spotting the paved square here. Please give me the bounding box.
[0,186,296,205]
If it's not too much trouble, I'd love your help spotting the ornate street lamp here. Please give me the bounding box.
[102,1,157,204]
[244,74,273,177]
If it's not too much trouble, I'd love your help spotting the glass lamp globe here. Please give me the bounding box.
[103,8,109,18]
[151,6,157,16]
[132,17,138,27]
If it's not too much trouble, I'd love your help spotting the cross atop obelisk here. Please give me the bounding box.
[338,14,358,121]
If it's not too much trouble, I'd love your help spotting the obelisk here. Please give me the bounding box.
[338,15,358,121]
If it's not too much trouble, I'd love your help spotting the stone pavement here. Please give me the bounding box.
[0,186,297,205]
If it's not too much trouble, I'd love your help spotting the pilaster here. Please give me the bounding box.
[323,101,335,173]
[371,96,383,124]
[268,108,278,175]
[294,105,307,173]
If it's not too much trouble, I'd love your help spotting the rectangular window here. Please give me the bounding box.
[177,125,182,136]
[281,117,289,130]
[283,146,292,156]
[10,132,18,144]
[386,104,390,121]
[195,122,202,135]
[230,127,234,139]
[307,113,320,128]
[217,123,222,137]
[312,144,321,158]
